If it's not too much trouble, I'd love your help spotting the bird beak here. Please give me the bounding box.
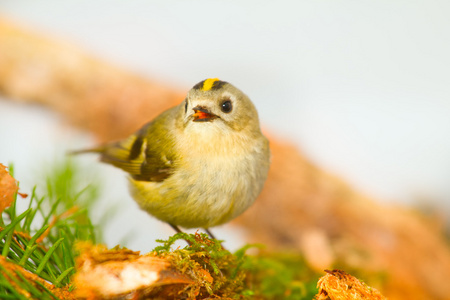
[192,106,218,122]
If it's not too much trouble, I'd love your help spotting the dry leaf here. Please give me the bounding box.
[74,243,193,299]
[0,163,18,213]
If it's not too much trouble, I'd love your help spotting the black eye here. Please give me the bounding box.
[184,99,188,113]
[221,100,232,113]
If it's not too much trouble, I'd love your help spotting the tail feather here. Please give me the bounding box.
[70,135,146,178]
[69,147,105,155]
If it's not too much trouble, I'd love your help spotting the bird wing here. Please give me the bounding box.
[99,115,178,182]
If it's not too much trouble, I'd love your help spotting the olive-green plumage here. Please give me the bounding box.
[90,79,270,229]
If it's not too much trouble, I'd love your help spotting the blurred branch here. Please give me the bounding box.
[0,17,184,142]
[1,17,449,300]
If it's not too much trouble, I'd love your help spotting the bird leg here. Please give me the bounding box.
[168,224,225,249]
[204,228,227,250]
[204,228,217,240]
[169,223,183,234]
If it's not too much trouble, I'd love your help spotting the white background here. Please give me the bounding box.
[1,1,449,251]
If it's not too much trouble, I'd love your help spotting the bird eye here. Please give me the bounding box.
[221,100,232,113]
[184,99,188,113]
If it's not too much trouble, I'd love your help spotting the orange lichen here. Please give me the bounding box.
[315,269,387,300]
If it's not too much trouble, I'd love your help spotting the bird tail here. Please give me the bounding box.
[68,147,105,156]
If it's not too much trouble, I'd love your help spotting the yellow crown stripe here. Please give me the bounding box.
[201,78,220,91]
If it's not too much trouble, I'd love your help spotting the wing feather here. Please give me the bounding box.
[98,109,178,182]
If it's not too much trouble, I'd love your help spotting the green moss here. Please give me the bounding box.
[153,233,320,299]
[153,232,247,298]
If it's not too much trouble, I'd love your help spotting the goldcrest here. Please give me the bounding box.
[83,79,270,233]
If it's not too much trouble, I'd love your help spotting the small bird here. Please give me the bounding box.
[80,78,270,237]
